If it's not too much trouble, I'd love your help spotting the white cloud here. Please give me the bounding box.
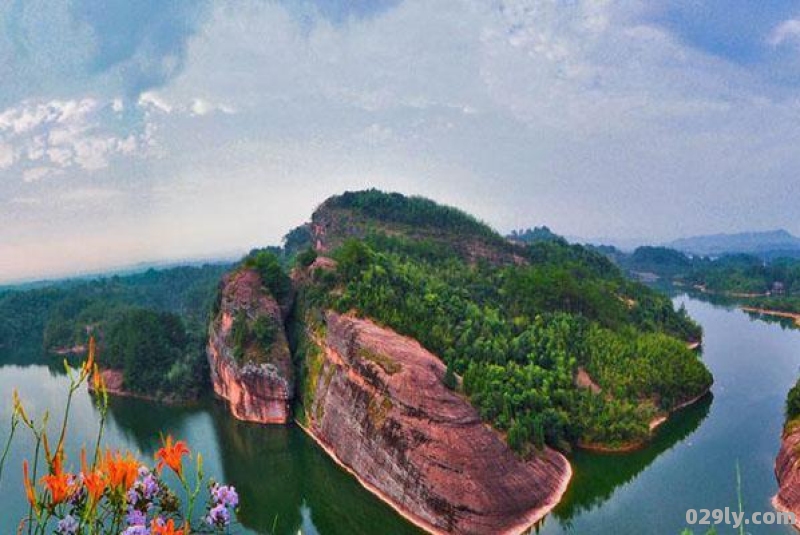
[61,187,121,203]
[138,91,174,114]
[0,98,150,174]
[190,98,235,116]
[10,196,41,206]
[0,143,12,169]
[23,166,62,183]
[768,19,800,47]
[143,0,800,240]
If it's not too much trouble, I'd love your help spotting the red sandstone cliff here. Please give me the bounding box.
[207,269,294,424]
[301,311,571,535]
[774,424,800,522]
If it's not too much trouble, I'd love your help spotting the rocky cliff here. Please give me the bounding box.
[300,311,571,535]
[208,269,294,424]
[774,424,800,519]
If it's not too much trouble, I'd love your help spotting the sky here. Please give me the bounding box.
[3,0,800,282]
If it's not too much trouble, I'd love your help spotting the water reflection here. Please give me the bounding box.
[552,393,712,525]
[206,401,423,535]
[102,395,423,534]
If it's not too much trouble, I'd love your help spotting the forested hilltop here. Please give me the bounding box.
[0,264,230,399]
[291,190,711,452]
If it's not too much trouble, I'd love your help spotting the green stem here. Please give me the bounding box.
[27,435,41,535]
[54,382,78,458]
[736,461,745,535]
[91,407,107,470]
[0,417,18,482]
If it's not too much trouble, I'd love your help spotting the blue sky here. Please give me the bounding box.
[2,0,800,281]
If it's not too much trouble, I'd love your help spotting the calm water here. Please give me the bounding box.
[1,296,798,534]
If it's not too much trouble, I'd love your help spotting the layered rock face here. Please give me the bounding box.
[208,269,294,424]
[302,311,571,535]
[774,425,800,518]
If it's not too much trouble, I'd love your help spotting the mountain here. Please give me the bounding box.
[668,229,800,257]
[266,190,709,532]
[1,189,714,534]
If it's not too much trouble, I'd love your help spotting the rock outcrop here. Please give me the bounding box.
[774,424,800,519]
[208,269,294,424]
[301,311,571,535]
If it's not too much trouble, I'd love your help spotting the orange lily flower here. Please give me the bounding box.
[103,449,138,491]
[40,437,73,505]
[155,436,190,477]
[41,470,74,505]
[22,460,37,510]
[151,518,186,535]
[81,449,106,505]
[92,365,105,393]
[82,336,96,375]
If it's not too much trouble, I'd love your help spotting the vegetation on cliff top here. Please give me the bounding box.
[786,378,800,424]
[296,190,711,452]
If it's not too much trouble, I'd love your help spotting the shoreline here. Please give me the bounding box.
[578,388,712,454]
[741,306,800,327]
[87,369,192,406]
[295,419,573,535]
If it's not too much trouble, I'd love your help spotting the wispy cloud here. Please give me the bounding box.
[0,98,147,174]
[5,0,800,282]
[768,19,800,47]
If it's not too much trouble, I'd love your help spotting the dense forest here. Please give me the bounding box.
[612,245,800,314]
[296,191,711,452]
[508,226,567,245]
[0,264,230,398]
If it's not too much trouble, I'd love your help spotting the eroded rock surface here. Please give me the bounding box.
[774,424,800,519]
[302,311,571,535]
[208,269,294,424]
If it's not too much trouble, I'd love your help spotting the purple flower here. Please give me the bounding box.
[56,515,79,535]
[67,474,86,506]
[128,472,160,510]
[121,526,151,535]
[140,473,159,500]
[206,503,231,527]
[126,508,148,527]
[210,484,239,508]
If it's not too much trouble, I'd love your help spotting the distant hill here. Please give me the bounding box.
[508,226,566,245]
[668,230,800,257]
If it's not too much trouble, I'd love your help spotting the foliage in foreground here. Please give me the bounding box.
[0,339,240,534]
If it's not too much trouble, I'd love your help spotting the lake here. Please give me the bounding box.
[0,295,797,534]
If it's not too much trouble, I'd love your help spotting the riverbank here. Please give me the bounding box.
[87,369,193,405]
[578,388,712,454]
[741,307,800,327]
[297,418,573,535]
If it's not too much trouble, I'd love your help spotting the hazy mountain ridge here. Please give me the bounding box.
[668,229,800,257]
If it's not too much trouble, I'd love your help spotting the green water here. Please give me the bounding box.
[1,296,798,533]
